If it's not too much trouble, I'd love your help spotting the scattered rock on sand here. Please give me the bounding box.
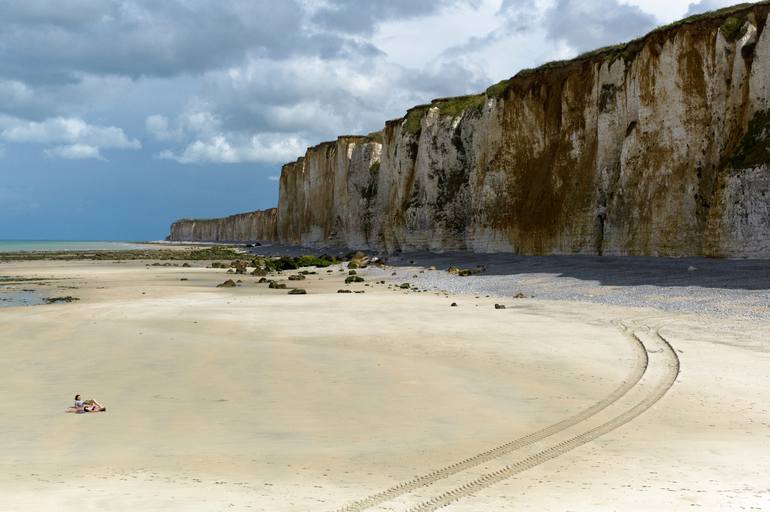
[399,283,411,289]
[217,280,237,288]
[288,274,306,281]
[337,289,352,293]
[494,304,506,309]
[451,302,458,307]
[268,281,287,289]
[345,276,364,284]
[288,288,307,295]
[44,296,80,304]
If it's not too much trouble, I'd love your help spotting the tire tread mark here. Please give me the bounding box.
[404,329,680,512]
[334,321,649,512]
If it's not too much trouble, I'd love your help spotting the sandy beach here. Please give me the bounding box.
[1,255,769,511]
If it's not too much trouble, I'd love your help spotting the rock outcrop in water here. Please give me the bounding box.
[169,4,770,257]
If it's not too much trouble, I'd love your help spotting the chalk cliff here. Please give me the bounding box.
[168,209,277,243]
[169,3,770,257]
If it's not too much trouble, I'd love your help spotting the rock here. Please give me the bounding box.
[348,269,357,275]
[43,296,79,304]
[251,268,267,276]
[180,278,188,281]
[513,292,527,299]
[182,263,191,268]
[354,290,365,294]
[688,265,697,272]
[268,281,287,289]
[347,261,359,269]
[399,283,410,289]
[288,288,307,294]
[226,269,235,274]
[288,274,306,281]
[450,302,458,307]
[236,279,242,283]
[494,304,506,309]
[217,279,236,288]
[429,266,437,271]
[345,275,364,284]
[258,277,268,283]
[337,289,353,293]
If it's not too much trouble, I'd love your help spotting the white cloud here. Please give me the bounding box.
[0,116,140,148]
[267,175,280,181]
[159,133,307,164]
[145,114,182,141]
[0,115,140,160]
[684,0,736,16]
[44,144,104,160]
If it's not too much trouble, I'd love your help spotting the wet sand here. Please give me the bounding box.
[1,258,768,510]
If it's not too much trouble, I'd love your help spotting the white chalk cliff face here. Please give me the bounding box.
[169,209,276,243]
[169,5,770,257]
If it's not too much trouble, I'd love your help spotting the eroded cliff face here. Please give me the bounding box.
[168,209,276,243]
[170,4,770,257]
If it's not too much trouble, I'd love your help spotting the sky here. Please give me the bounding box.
[0,0,739,240]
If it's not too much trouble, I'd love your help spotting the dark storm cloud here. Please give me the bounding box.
[544,0,656,52]
[0,0,364,82]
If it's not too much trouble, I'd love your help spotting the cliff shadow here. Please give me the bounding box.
[384,252,770,292]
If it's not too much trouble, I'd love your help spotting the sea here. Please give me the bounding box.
[0,240,154,308]
[0,240,150,252]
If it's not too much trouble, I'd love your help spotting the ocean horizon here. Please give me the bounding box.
[0,240,153,252]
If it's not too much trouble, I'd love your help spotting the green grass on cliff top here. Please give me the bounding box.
[398,1,768,131]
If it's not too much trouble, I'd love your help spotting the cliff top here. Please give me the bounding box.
[172,208,277,224]
[384,1,770,134]
[281,1,769,166]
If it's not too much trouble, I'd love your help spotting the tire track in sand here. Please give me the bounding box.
[404,328,680,511]
[334,320,650,512]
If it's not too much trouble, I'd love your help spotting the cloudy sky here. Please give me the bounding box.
[0,0,736,240]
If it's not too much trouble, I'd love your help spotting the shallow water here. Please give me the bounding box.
[0,289,45,308]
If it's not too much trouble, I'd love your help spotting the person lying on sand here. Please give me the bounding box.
[66,394,106,413]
